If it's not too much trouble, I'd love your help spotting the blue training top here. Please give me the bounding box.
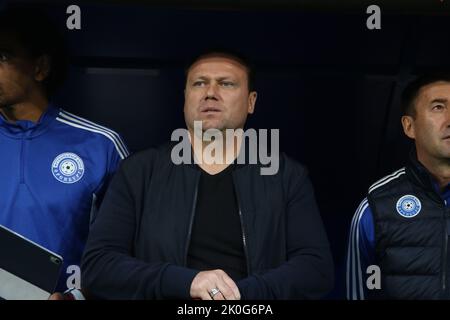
[0,105,129,291]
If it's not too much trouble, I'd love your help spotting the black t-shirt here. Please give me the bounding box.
[186,164,247,281]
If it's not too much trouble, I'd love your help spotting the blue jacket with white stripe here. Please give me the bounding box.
[347,154,450,299]
[0,105,128,292]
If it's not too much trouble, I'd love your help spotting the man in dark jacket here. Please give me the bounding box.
[347,73,450,299]
[81,50,334,300]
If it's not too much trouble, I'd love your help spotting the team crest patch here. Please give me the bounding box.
[51,153,84,184]
[396,195,421,218]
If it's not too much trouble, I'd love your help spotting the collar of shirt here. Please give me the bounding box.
[0,104,58,139]
[410,150,450,205]
[433,180,450,205]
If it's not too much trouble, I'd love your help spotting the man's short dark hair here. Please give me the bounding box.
[0,7,68,97]
[401,72,450,117]
[185,49,255,92]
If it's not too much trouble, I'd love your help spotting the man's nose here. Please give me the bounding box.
[205,83,219,100]
[444,117,450,132]
[446,107,450,125]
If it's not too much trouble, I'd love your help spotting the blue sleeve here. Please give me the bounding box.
[105,131,130,176]
[346,198,376,300]
[91,133,130,222]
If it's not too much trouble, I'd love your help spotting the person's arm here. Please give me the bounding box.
[90,134,130,223]
[81,157,199,300]
[346,198,375,300]
[52,135,129,300]
[237,163,334,299]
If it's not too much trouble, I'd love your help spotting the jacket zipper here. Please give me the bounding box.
[238,208,250,276]
[184,173,200,266]
[443,232,448,293]
[232,173,251,276]
[20,136,25,184]
[443,200,448,295]
[183,170,251,275]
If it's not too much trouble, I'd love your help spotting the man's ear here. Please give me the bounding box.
[401,115,416,139]
[34,54,51,82]
[247,91,257,114]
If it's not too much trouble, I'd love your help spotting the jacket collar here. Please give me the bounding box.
[407,148,450,202]
[0,104,58,139]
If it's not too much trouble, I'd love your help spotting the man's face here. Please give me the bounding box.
[184,56,257,132]
[0,31,40,108]
[403,81,450,161]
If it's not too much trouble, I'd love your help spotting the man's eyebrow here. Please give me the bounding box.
[191,76,209,81]
[430,98,448,104]
[216,77,234,81]
[190,75,236,82]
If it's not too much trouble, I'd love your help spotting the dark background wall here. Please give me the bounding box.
[4,0,450,298]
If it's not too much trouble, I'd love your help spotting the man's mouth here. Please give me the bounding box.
[200,106,222,113]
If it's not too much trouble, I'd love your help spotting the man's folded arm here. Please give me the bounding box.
[238,167,334,300]
[81,163,198,300]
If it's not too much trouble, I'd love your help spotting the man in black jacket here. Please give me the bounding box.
[81,50,334,300]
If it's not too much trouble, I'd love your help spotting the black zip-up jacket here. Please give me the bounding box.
[81,143,334,299]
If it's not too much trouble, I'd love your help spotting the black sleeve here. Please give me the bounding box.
[237,159,334,299]
[81,157,198,299]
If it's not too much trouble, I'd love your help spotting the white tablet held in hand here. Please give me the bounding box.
[0,224,63,300]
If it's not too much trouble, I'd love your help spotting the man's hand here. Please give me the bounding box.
[48,289,86,300]
[190,269,241,300]
[48,292,65,300]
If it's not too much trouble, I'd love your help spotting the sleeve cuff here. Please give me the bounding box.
[64,288,86,300]
[237,277,253,300]
[161,265,199,299]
